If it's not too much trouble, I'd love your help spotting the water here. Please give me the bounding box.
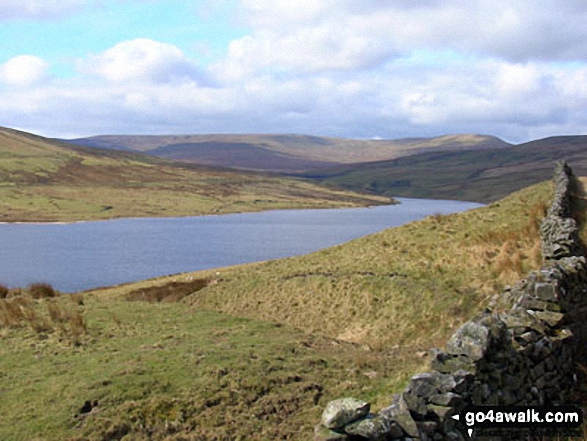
[0,198,482,292]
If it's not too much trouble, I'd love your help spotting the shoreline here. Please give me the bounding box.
[0,199,399,226]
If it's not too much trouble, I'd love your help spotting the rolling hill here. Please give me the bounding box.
[301,135,587,203]
[67,133,510,172]
[69,132,587,204]
[0,127,390,222]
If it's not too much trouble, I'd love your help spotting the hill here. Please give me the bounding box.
[0,127,390,222]
[67,133,510,172]
[3,174,585,440]
[303,135,587,203]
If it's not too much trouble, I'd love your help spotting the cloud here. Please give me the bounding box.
[0,55,49,87]
[214,0,587,81]
[0,0,85,20]
[78,38,205,83]
[79,38,209,85]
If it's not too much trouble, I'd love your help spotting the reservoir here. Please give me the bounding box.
[0,198,482,292]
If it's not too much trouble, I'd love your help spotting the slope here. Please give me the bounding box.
[186,180,552,350]
[305,135,587,203]
[68,133,510,171]
[0,127,390,222]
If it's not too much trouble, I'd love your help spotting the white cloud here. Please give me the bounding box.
[0,55,49,87]
[214,0,587,81]
[79,38,208,84]
[0,0,85,20]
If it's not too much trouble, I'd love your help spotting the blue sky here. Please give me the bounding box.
[0,1,245,77]
[1,0,587,142]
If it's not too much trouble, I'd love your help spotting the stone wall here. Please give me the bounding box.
[316,162,587,441]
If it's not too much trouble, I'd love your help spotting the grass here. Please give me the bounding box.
[186,180,552,350]
[0,127,390,222]
[0,177,572,440]
[0,293,413,440]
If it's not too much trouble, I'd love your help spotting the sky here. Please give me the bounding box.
[1,0,587,142]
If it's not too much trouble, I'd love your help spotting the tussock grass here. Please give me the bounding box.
[28,282,59,299]
[0,296,411,440]
[0,289,87,344]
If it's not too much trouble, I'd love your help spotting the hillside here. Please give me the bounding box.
[67,133,510,172]
[0,127,390,222]
[0,177,559,440]
[304,135,587,203]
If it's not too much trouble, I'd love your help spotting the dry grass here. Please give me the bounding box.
[0,288,87,343]
[182,180,553,350]
[28,282,59,299]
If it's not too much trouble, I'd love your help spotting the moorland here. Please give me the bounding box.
[0,127,389,223]
[2,126,587,439]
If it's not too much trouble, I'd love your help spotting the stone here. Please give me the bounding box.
[428,404,450,420]
[530,310,564,327]
[534,282,558,301]
[445,315,506,360]
[401,391,428,418]
[380,403,420,438]
[345,414,400,440]
[428,392,461,407]
[321,398,370,430]
[314,424,349,441]
[409,372,441,397]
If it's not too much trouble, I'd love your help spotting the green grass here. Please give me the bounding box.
[0,293,417,440]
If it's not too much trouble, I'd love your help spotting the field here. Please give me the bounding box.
[0,178,563,440]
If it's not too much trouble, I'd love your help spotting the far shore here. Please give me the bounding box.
[0,199,398,225]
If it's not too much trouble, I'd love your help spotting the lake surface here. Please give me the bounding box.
[0,198,482,293]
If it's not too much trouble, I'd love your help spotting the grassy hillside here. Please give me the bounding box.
[187,181,552,350]
[0,178,556,440]
[305,135,587,203]
[68,133,509,171]
[0,127,390,222]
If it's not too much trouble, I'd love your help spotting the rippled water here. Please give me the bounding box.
[0,198,482,292]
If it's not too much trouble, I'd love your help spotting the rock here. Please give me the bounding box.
[446,321,489,360]
[345,414,400,440]
[534,282,558,301]
[401,392,428,418]
[529,310,564,327]
[314,424,349,441]
[321,398,370,430]
[428,392,461,407]
[409,372,441,397]
[380,403,420,438]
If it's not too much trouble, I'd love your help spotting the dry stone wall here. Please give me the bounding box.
[316,162,587,441]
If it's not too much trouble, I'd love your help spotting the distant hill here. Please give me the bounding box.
[67,133,510,172]
[300,136,587,203]
[0,127,390,222]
